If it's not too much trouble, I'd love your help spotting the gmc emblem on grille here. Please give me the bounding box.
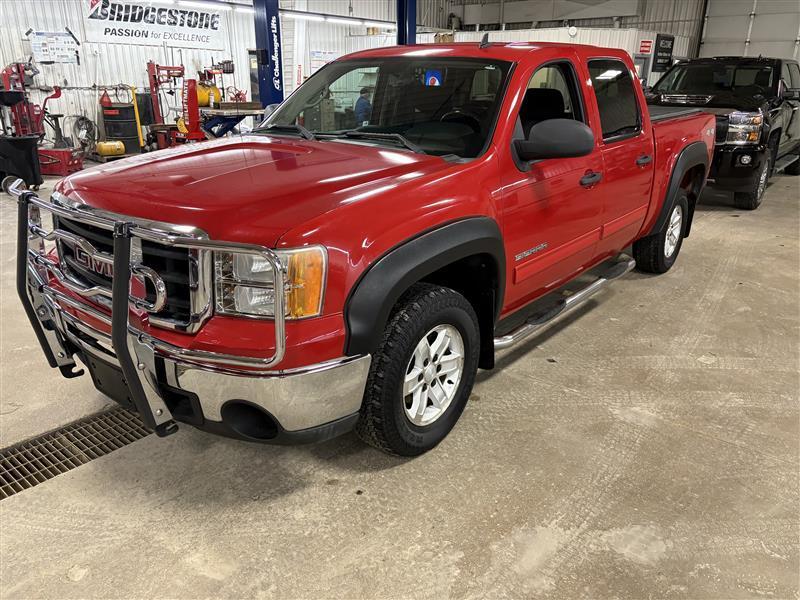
[74,247,114,278]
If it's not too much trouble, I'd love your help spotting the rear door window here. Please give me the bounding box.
[789,63,800,89]
[588,59,641,141]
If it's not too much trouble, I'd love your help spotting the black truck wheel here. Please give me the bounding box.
[355,283,480,456]
[633,193,688,274]
[733,146,773,210]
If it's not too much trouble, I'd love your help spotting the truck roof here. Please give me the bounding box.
[344,41,630,63]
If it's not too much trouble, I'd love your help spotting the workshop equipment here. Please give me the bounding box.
[0,134,42,188]
[102,102,141,154]
[196,81,222,107]
[96,140,125,156]
[147,61,184,125]
[1,62,43,135]
[38,147,83,176]
[146,61,184,148]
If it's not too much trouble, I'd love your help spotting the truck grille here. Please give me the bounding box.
[56,217,194,323]
[660,94,713,105]
[715,115,729,145]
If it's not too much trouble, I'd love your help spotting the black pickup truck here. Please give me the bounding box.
[646,56,800,209]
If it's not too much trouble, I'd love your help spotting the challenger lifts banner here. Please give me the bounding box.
[84,0,226,50]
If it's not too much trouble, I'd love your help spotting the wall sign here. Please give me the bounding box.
[638,39,653,54]
[83,0,225,50]
[30,31,80,64]
[652,34,675,72]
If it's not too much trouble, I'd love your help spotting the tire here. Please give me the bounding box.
[733,147,772,210]
[633,192,688,274]
[355,283,480,456]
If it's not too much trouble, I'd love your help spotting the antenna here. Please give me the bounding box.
[479,32,490,49]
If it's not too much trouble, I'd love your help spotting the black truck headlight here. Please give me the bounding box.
[214,246,327,319]
[726,111,763,145]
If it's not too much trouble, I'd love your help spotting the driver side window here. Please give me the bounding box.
[518,62,584,139]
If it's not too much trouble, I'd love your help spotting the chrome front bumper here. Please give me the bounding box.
[9,180,370,441]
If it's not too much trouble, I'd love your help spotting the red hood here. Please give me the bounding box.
[57,135,450,246]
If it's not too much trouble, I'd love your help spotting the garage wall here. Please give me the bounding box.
[448,0,706,54]
[700,0,800,59]
[0,0,257,133]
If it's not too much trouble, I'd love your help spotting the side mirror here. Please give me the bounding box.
[514,119,595,162]
[782,88,800,101]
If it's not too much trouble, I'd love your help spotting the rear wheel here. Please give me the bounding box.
[355,283,480,456]
[633,193,688,274]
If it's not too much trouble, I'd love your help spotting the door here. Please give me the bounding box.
[586,58,655,257]
[780,62,800,153]
[501,59,605,314]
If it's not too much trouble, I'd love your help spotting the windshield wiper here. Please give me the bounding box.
[342,131,424,154]
[253,123,316,141]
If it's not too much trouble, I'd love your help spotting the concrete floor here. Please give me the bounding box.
[0,174,798,599]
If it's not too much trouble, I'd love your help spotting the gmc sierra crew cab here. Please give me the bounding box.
[7,42,715,456]
[647,56,800,209]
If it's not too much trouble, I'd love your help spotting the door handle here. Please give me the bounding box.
[636,154,653,166]
[580,171,602,187]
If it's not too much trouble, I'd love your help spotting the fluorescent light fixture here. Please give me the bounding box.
[178,0,231,10]
[326,16,364,25]
[281,10,326,22]
[595,69,622,80]
[364,20,397,29]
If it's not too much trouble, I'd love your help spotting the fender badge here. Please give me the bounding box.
[515,243,548,262]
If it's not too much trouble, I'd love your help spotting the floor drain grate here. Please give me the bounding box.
[0,407,151,500]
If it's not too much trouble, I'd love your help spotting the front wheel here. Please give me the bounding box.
[633,193,688,274]
[733,149,772,210]
[355,283,480,456]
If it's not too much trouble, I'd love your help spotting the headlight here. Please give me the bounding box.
[726,111,763,145]
[214,246,327,319]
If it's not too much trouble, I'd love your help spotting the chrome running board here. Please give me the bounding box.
[493,254,636,351]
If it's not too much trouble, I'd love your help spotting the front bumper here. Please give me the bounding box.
[9,180,370,444]
[708,144,767,191]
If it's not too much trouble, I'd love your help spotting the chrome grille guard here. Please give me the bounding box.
[8,178,287,436]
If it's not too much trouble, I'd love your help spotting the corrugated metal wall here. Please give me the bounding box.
[291,0,451,28]
[446,0,705,56]
[1,0,257,132]
[0,0,449,127]
[700,0,800,59]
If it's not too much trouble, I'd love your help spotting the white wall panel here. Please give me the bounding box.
[0,0,259,134]
[701,0,800,58]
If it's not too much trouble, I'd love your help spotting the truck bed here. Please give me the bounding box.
[649,105,703,122]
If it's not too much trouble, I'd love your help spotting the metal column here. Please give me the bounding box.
[396,0,416,45]
[253,0,284,108]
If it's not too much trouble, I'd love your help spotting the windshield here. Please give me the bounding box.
[653,62,775,97]
[260,57,513,158]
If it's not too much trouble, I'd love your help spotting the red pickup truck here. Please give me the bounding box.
[8,42,715,455]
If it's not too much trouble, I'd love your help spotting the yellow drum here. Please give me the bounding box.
[95,140,125,156]
[196,82,221,107]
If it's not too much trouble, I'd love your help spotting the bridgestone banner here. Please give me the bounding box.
[84,0,226,50]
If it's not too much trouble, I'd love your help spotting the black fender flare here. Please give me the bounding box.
[649,141,709,238]
[344,217,505,357]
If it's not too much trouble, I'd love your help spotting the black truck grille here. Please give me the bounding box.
[56,217,193,323]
